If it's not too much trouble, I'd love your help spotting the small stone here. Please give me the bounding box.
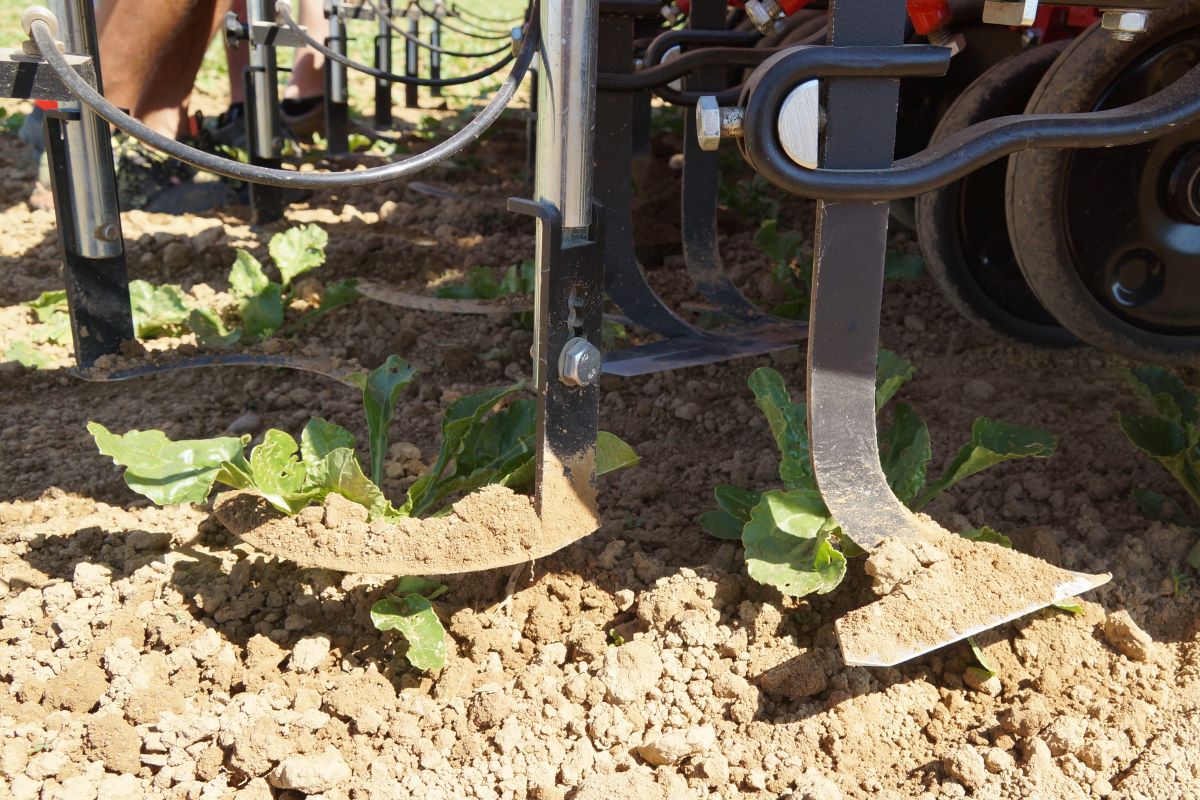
[226,411,262,435]
[788,768,842,800]
[1043,716,1088,756]
[468,691,514,730]
[268,748,351,793]
[963,379,995,401]
[72,562,111,595]
[963,667,1001,696]
[983,747,1014,774]
[602,640,663,705]
[1103,610,1154,662]
[942,745,987,789]
[162,241,191,270]
[614,589,635,611]
[288,635,331,673]
[637,725,715,766]
[674,402,701,421]
[745,768,768,790]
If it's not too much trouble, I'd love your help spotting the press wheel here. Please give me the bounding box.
[916,39,1076,346]
[1007,2,1200,363]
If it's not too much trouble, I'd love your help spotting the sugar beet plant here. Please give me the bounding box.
[1118,366,1200,571]
[4,225,357,368]
[89,356,638,670]
[701,352,1058,597]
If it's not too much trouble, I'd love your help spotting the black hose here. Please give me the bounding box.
[278,2,514,86]
[415,3,512,39]
[29,11,538,190]
[451,3,524,25]
[598,47,784,92]
[359,0,512,58]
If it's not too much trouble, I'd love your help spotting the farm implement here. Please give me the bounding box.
[9,0,1200,665]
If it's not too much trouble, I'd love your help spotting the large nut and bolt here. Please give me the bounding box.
[744,0,783,34]
[558,337,602,387]
[1101,9,1148,42]
[696,96,745,152]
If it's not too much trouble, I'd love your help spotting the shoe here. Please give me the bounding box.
[111,133,197,212]
[280,96,325,140]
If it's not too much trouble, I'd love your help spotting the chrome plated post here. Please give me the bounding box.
[534,0,596,239]
[247,0,282,159]
[51,0,121,259]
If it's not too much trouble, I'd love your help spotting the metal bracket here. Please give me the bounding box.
[0,49,95,101]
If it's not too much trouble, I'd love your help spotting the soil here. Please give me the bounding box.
[1,107,1199,800]
[837,522,1109,667]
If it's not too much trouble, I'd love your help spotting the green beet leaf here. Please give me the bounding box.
[238,283,285,341]
[300,418,356,469]
[597,431,640,476]
[404,385,520,516]
[89,422,247,506]
[913,418,1056,509]
[371,592,447,671]
[270,224,329,288]
[229,250,271,298]
[747,368,813,491]
[248,429,320,514]
[883,252,925,281]
[959,525,1013,549]
[347,356,418,486]
[129,280,190,338]
[188,308,241,349]
[699,510,744,540]
[25,289,67,322]
[497,261,535,295]
[880,403,931,505]
[435,266,501,300]
[875,349,914,412]
[308,447,394,518]
[5,340,53,368]
[1126,366,1198,426]
[458,398,535,476]
[715,484,762,523]
[742,489,845,597]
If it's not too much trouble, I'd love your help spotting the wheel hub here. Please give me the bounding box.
[1165,144,1200,225]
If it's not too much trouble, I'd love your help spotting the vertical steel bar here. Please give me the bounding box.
[247,0,282,160]
[325,2,350,152]
[405,6,419,108]
[430,16,442,98]
[807,0,914,540]
[375,0,394,125]
[534,0,596,239]
[50,0,121,260]
[45,0,134,368]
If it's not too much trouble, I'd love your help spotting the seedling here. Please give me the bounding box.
[756,220,925,320]
[89,356,638,670]
[700,352,1058,598]
[435,261,535,301]
[1118,366,1200,571]
[4,290,71,367]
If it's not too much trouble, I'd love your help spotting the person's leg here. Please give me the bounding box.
[284,0,329,100]
[98,0,229,138]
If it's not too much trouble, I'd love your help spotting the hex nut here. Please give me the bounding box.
[696,96,722,152]
[744,0,781,35]
[1101,9,1148,36]
[558,337,601,388]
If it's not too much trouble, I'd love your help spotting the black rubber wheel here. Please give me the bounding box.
[916,39,1077,346]
[1007,2,1200,364]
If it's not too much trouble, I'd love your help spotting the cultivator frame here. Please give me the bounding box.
[10,0,1198,663]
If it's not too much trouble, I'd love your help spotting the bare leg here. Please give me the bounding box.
[285,0,329,100]
[98,0,232,138]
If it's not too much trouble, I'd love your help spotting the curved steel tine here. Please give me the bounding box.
[73,352,363,385]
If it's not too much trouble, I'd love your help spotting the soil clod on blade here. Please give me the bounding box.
[213,485,595,575]
[835,519,1111,667]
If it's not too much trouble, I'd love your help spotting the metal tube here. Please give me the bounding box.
[329,9,348,104]
[51,0,121,259]
[534,0,596,238]
[405,8,419,107]
[430,16,442,97]
[376,0,393,124]
[247,0,282,158]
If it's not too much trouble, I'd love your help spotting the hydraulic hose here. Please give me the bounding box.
[415,2,512,39]
[277,2,514,86]
[358,0,512,58]
[29,9,538,190]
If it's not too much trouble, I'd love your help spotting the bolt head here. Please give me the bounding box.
[95,223,120,243]
[1101,9,1148,34]
[696,96,722,152]
[744,0,774,34]
[558,337,601,388]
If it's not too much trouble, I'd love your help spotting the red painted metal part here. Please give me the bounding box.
[906,0,952,35]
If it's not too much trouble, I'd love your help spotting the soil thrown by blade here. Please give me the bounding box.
[835,519,1111,667]
[214,485,583,575]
